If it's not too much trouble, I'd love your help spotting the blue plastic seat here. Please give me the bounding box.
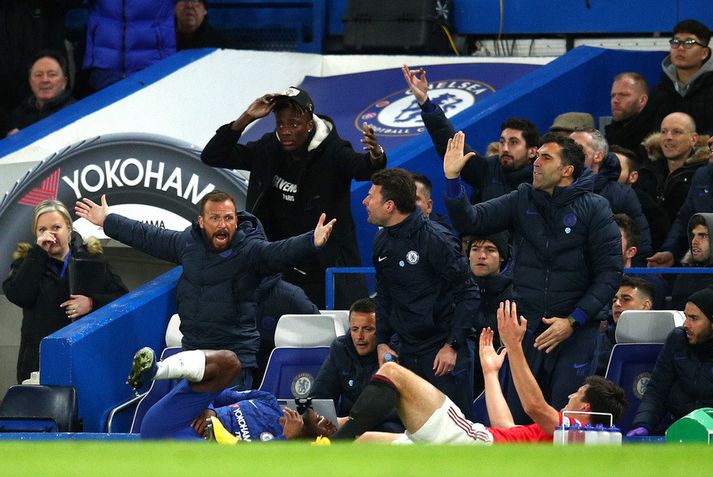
[129,347,182,434]
[258,347,330,399]
[604,342,663,433]
[0,385,80,432]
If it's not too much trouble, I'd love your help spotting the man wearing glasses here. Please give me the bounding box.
[649,19,713,136]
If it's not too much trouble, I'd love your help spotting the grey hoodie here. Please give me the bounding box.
[662,53,713,97]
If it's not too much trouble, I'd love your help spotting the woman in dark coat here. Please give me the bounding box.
[3,200,127,382]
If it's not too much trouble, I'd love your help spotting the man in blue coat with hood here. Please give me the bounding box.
[443,131,622,423]
[75,190,336,389]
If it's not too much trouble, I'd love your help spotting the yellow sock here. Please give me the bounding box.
[210,416,240,445]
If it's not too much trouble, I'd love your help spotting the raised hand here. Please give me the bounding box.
[75,194,110,227]
[479,327,507,376]
[402,64,429,104]
[361,122,384,160]
[313,213,337,247]
[444,131,476,179]
[497,300,527,350]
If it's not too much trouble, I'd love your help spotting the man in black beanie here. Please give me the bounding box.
[628,287,713,436]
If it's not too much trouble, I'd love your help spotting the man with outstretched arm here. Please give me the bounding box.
[75,190,335,388]
[331,301,626,444]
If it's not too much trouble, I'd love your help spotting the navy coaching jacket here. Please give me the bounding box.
[445,168,622,329]
[373,211,481,353]
[103,211,319,368]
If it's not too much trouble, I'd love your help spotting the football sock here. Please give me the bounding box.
[154,350,206,382]
[332,374,398,440]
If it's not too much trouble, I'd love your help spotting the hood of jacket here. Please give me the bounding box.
[682,212,713,266]
[642,132,711,166]
[662,53,713,97]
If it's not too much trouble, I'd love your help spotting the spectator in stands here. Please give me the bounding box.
[127,347,336,441]
[75,190,336,390]
[0,1,81,116]
[6,50,76,136]
[3,200,127,383]
[254,274,319,384]
[548,112,594,138]
[411,172,452,231]
[639,112,709,225]
[402,65,539,204]
[333,301,627,443]
[363,168,480,419]
[628,288,713,436]
[597,275,655,376]
[201,87,384,309]
[570,129,652,264]
[175,0,228,51]
[669,213,713,310]
[312,297,403,433]
[611,145,671,250]
[444,131,622,423]
[81,0,176,93]
[647,135,713,267]
[614,213,667,309]
[648,19,713,136]
[605,72,656,157]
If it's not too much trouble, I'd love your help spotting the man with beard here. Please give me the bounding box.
[628,288,713,436]
[443,131,622,423]
[605,72,656,157]
[402,65,538,204]
[75,190,336,389]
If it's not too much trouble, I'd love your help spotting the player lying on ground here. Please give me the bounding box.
[331,300,626,443]
[128,347,336,442]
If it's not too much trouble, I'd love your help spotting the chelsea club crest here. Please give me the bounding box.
[406,250,420,265]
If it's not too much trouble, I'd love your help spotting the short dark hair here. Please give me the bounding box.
[614,213,641,249]
[539,133,585,179]
[199,190,236,215]
[619,274,655,303]
[609,145,642,173]
[410,172,433,197]
[349,297,376,318]
[613,72,649,95]
[29,49,70,80]
[370,168,416,214]
[583,375,627,426]
[501,117,540,149]
[688,214,708,235]
[673,19,711,46]
[273,100,313,120]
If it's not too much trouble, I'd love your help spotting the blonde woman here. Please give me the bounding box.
[3,200,127,383]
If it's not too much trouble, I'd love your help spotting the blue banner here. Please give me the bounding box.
[241,62,541,151]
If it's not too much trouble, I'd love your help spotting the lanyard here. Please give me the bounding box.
[59,251,71,279]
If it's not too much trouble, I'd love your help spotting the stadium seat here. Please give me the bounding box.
[258,346,330,399]
[274,314,338,347]
[615,310,683,344]
[164,313,183,348]
[0,385,80,432]
[320,309,350,336]
[129,347,182,434]
[604,342,663,433]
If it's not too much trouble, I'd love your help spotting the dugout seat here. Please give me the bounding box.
[129,346,182,434]
[0,385,80,432]
[604,342,663,433]
[258,314,334,398]
[320,309,350,336]
[615,310,683,344]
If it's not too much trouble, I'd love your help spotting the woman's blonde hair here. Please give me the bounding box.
[32,200,73,236]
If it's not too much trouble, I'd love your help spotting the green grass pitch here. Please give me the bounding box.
[1,441,712,477]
